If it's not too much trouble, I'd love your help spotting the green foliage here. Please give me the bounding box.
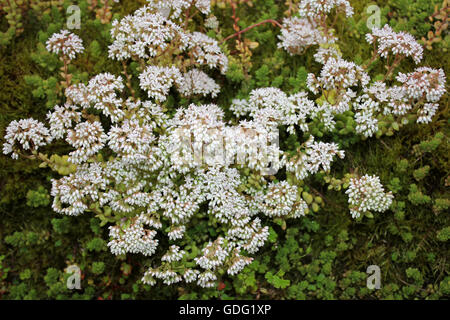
[26,186,50,207]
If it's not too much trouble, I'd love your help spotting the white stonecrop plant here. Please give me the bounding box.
[3,0,447,287]
[277,1,446,139]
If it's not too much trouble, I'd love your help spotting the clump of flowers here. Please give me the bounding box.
[278,17,326,54]
[277,2,446,139]
[3,0,447,288]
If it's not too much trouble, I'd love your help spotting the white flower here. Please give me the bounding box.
[227,252,253,275]
[168,225,186,240]
[417,103,439,124]
[230,99,252,117]
[353,94,380,138]
[197,270,217,288]
[205,16,219,29]
[345,174,394,219]
[397,67,446,103]
[257,181,305,218]
[366,25,423,64]
[161,245,186,263]
[147,0,211,21]
[108,217,159,256]
[234,88,316,133]
[285,136,345,180]
[307,57,369,113]
[51,163,106,216]
[46,30,84,60]
[183,32,228,74]
[194,237,229,270]
[183,269,200,283]
[87,73,125,122]
[108,8,181,60]
[178,69,220,98]
[3,118,53,159]
[65,84,90,108]
[311,57,370,91]
[313,46,342,64]
[277,17,326,55]
[108,119,157,163]
[367,81,389,103]
[47,104,81,139]
[142,267,183,285]
[299,0,354,19]
[66,121,107,164]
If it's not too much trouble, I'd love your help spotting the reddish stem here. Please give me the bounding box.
[222,19,282,43]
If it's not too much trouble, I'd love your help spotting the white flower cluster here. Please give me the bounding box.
[307,57,370,114]
[108,7,181,60]
[231,87,316,133]
[277,17,326,55]
[227,251,253,276]
[353,95,380,138]
[366,25,423,64]
[139,66,183,101]
[87,73,125,123]
[47,104,81,140]
[194,237,229,270]
[139,66,220,101]
[364,66,446,125]
[205,16,219,29]
[345,174,394,219]
[142,267,183,285]
[108,215,159,256]
[396,67,446,123]
[108,119,157,163]
[178,69,220,98]
[313,46,342,64]
[256,181,308,218]
[185,32,228,74]
[278,0,353,53]
[166,103,280,173]
[397,68,446,103]
[3,118,52,159]
[147,0,211,20]
[51,163,107,216]
[45,30,84,60]
[196,270,217,288]
[161,245,185,263]
[109,4,226,102]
